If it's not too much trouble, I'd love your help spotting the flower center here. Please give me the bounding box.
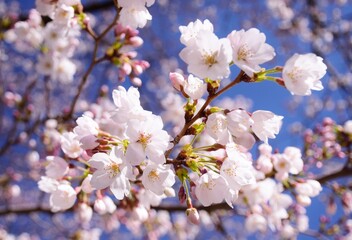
[105,162,120,178]
[137,132,152,150]
[224,165,237,177]
[203,53,218,67]
[237,44,253,61]
[148,169,160,182]
[287,67,304,83]
[201,179,216,190]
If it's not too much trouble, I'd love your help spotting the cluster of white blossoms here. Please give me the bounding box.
[118,0,155,29]
[39,86,176,215]
[32,16,327,237]
[5,0,81,83]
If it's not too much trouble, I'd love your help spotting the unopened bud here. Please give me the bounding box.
[131,77,142,87]
[169,72,185,91]
[186,208,200,225]
[129,36,143,47]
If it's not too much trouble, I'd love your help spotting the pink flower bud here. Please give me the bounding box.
[186,208,200,225]
[169,72,185,91]
[131,77,142,87]
[133,64,144,75]
[121,62,132,75]
[129,36,144,47]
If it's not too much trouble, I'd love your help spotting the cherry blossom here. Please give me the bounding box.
[195,171,228,207]
[282,53,327,96]
[140,163,175,195]
[125,114,170,165]
[45,156,69,179]
[179,19,214,46]
[227,28,275,77]
[118,0,155,29]
[88,149,131,200]
[183,74,207,100]
[179,29,232,80]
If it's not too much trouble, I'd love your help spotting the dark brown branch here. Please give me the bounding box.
[0,202,233,217]
[316,166,352,185]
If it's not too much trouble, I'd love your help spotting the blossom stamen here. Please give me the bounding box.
[105,163,120,178]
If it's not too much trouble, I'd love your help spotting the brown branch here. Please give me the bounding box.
[64,11,120,119]
[165,71,246,158]
[316,167,352,185]
[0,202,233,216]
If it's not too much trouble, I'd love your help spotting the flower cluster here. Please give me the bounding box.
[28,15,328,238]
[39,86,175,215]
[118,0,155,29]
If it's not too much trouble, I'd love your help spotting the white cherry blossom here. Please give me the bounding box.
[140,164,175,196]
[125,114,170,165]
[221,143,256,190]
[111,86,151,124]
[45,156,69,179]
[179,19,214,46]
[195,171,228,207]
[179,30,232,80]
[251,110,283,143]
[183,74,207,100]
[88,150,131,200]
[118,0,154,29]
[227,28,275,77]
[61,132,82,158]
[205,112,231,144]
[73,115,99,150]
[283,146,303,174]
[282,53,327,96]
[53,4,75,26]
[245,213,267,233]
[38,176,59,193]
[49,182,77,212]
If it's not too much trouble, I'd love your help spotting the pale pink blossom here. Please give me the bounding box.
[183,74,207,100]
[179,19,214,46]
[53,4,74,26]
[251,110,283,143]
[245,213,267,232]
[118,0,154,29]
[343,120,352,134]
[195,171,228,206]
[220,143,256,190]
[131,205,149,222]
[137,189,164,209]
[94,196,116,215]
[88,150,131,200]
[38,176,59,193]
[73,115,99,150]
[283,146,303,174]
[125,115,170,165]
[76,203,93,224]
[50,182,77,212]
[186,208,200,225]
[179,29,232,80]
[226,109,253,137]
[295,180,322,197]
[141,164,175,195]
[227,28,275,77]
[111,86,151,124]
[45,156,69,179]
[61,132,83,158]
[205,112,231,144]
[81,174,95,194]
[282,53,327,95]
[169,72,185,91]
[256,145,273,174]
